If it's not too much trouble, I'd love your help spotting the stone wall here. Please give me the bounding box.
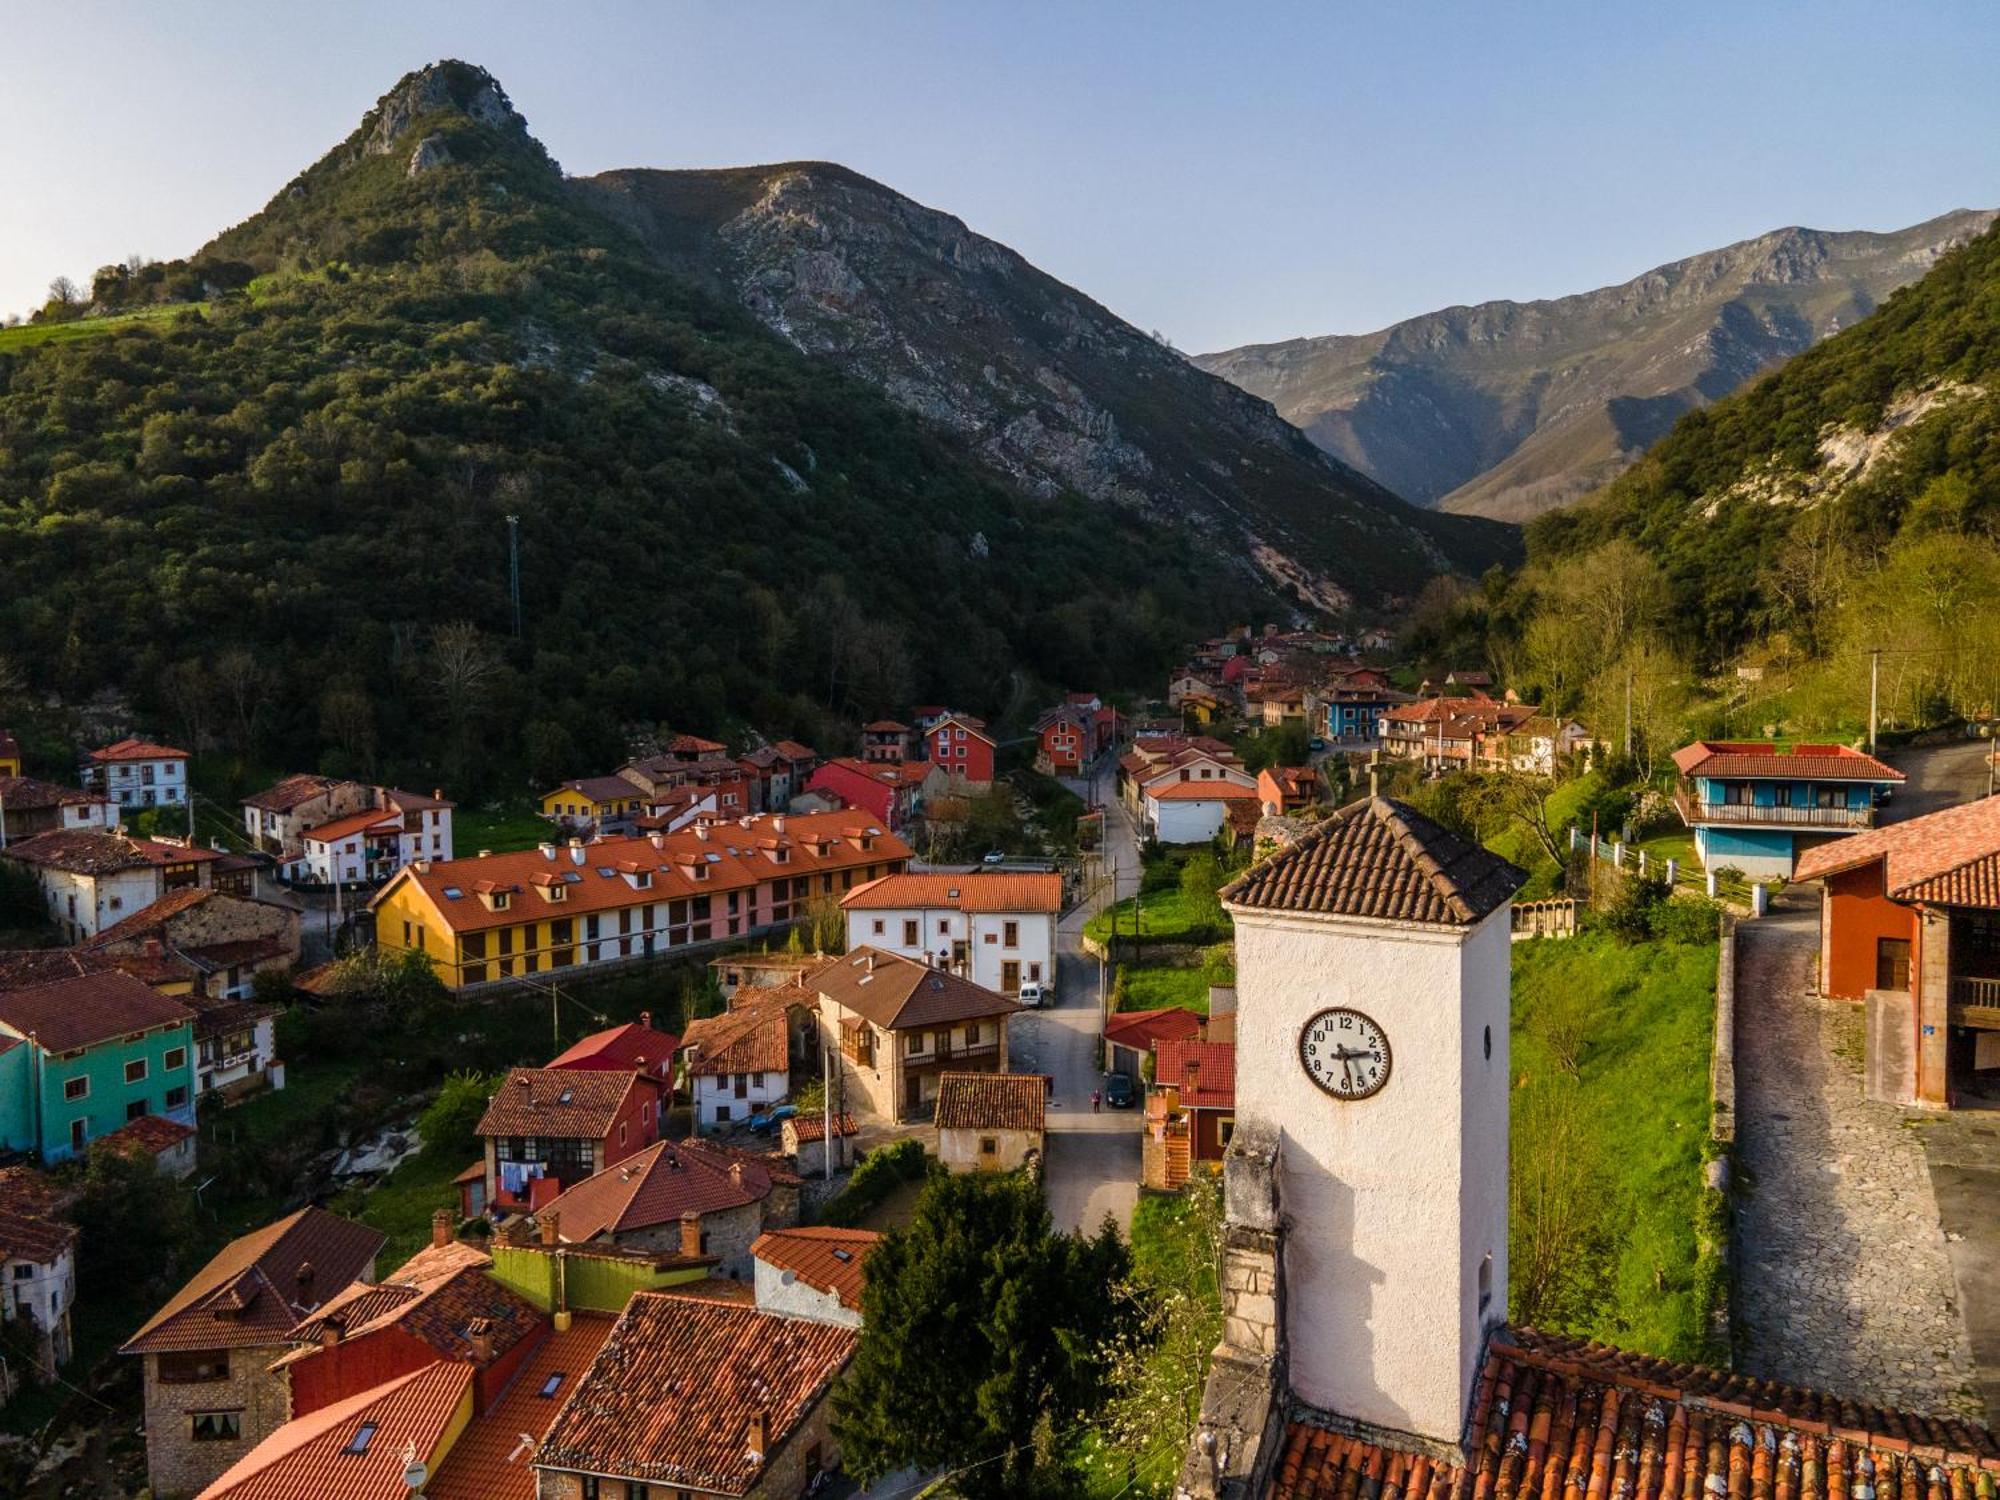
[143,1344,293,1499]
[617,1199,766,1279]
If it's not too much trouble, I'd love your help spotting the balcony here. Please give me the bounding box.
[1673,785,1876,831]
[1950,975,2000,1029]
[905,1039,1001,1066]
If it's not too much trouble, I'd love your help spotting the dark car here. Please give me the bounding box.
[1103,1073,1136,1109]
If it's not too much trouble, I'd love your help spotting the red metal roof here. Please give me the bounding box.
[546,1019,681,1079]
[751,1226,879,1309]
[1670,740,1904,783]
[1103,1007,1205,1052]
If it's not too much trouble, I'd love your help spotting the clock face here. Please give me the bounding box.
[1299,1008,1392,1100]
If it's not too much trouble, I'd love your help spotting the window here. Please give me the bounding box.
[69,1119,86,1153]
[126,1100,149,1122]
[980,1136,997,1155]
[159,1351,231,1384]
[965,1023,980,1045]
[343,1422,378,1455]
[1877,938,1912,992]
[166,1085,189,1110]
[62,1077,88,1102]
[125,1059,148,1085]
[581,1477,602,1500]
[907,1034,923,1056]
[715,1105,731,1123]
[164,1047,186,1071]
[11,1265,28,1281]
[902,919,918,946]
[1003,921,1019,948]
[190,1411,243,1442]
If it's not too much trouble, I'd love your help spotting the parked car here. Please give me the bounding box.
[1103,1073,1135,1109]
[1308,737,1328,752]
[748,1104,799,1134]
[982,849,1006,865]
[1018,981,1047,1009]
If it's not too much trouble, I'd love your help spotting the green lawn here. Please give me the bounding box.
[1510,931,1721,1360]
[1118,954,1233,1015]
[1084,889,1229,948]
[329,1146,468,1267]
[457,801,556,854]
[0,302,208,352]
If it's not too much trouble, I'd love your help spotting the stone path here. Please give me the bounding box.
[1733,898,1984,1418]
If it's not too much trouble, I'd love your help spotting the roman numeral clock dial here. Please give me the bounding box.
[1299,1007,1391,1100]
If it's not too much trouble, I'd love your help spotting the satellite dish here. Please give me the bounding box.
[403,1458,429,1489]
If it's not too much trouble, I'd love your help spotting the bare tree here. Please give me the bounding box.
[47,276,80,307]
[213,648,267,756]
[159,659,217,754]
[319,683,378,775]
[430,621,500,724]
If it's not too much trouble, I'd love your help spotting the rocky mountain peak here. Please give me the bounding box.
[351,60,555,176]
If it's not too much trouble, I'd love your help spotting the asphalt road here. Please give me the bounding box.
[1883,736,1996,822]
[1010,761,1145,1235]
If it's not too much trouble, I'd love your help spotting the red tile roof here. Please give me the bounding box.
[751,1226,879,1309]
[1271,1327,2000,1500]
[2,828,220,874]
[282,1241,542,1372]
[241,774,342,813]
[0,774,108,811]
[1671,740,1904,783]
[812,947,1021,1032]
[840,871,1062,913]
[934,1071,1048,1132]
[0,1165,78,1264]
[0,948,110,991]
[1148,779,1260,802]
[123,1207,385,1354]
[85,885,218,944]
[88,737,188,763]
[534,1291,857,1495]
[786,1112,858,1143]
[1154,1040,1235,1110]
[547,775,642,805]
[299,807,402,845]
[99,1113,197,1161]
[862,720,909,733]
[0,968,195,1053]
[1223,797,1524,927]
[476,1068,652,1141]
[540,1138,772,1241]
[681,991,796,1076]
[424,1313,616,1500]
[196,1361,473,1500]
[546,1019,681,1080]
[1103,1007,1205,1052]
[1795,794,2000,910]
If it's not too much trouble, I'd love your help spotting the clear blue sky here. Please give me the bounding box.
[7,0,1997,351]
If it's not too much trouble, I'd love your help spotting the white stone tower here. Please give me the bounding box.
[1221,797,1523,1446]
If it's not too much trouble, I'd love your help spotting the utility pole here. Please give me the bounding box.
[822,1042,834,1183]
[1623,671,1633,761]
[506,515,523,640]
[1868,648,1880,756]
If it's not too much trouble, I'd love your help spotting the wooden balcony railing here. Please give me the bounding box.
[1673,785,1875,831]
[1950,975,2000,1027]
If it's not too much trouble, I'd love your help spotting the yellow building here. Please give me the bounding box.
[538,775,642,824]
[371,809,912,990]
[0,729,20,777]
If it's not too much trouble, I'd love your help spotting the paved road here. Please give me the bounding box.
[1012,761,1145,1235]
[1885,737,1995,822]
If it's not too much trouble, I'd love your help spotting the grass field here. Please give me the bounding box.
[1510,930,1721,1360]
[1084,888,1229,948]
[1117,951,1234,1014]
[0,302,208,352]
[457,801,557,854]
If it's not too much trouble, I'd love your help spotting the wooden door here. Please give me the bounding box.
[1001,960,1021,994]
[1877,938,1912,991]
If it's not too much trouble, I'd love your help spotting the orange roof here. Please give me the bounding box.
[1103,1007,1205,1051]
[369,810,910,936]
[99,1112,196,1158]
[300,808,402,845]
[1154,1040,1236,1111]
[476,1068,653,1141]
[1795,794,2000,909]
[88,737,188,763]
[3,828,220,874]
[534,1292,856,1495]
[196,1361,472,1500]
[540,1138,773,1241]
[1670,739,1904,783]
[811,948,1020,1032]
[424,1314,616,1500]
[681,991,795,1076]
[281,1241,542,1373]
[840,871,1062,913]
[1147,779,1259,802]
[751,1226,879,1309]
[0,968,195,1053]
[934,1071,1048,1132]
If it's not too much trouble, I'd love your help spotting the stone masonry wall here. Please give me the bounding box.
[144,1345,293,1499]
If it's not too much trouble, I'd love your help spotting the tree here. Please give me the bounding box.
[833,1172,1135,1497]
[46,275,79,307]
[804,892,847,956]
[1178,851,1225,932]
[214,647,268,757]
[72,1140,204,1297]
[419,1070,500,1163]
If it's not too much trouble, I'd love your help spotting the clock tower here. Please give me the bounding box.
[1220,797,1523,1447]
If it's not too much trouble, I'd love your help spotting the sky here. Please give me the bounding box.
[7,1,1999,352]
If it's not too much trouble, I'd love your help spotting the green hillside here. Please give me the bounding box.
[0,63,1277,794]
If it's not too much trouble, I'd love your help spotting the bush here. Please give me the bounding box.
[821,1138,930,1228]
[1650,895,1724,945]
[418,1070,500,1162]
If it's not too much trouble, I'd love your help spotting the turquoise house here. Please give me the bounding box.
[1671,740,1905,879]
[0,970,197,1163]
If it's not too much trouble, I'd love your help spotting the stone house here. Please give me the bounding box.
[1,828,218,942]
[0,1167,78,1385]
[121,1206,384,1499]
[811,948,1022,1121]
[934,1070,1048,1173]
[0,775,117,841]
[782,1111,859,1176]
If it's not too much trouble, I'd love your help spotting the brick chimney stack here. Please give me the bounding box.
[318,1314,343,1349]
[539,1211,561,1247]
[746,1408,769,1462]
[467,1317,493,1364]
[431,1208,452,1249]
[294,1260,315,1307]
[680,1211,703,1259]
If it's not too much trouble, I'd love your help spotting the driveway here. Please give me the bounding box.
[1884,737,1994,822]
[1011,762,1144,1235]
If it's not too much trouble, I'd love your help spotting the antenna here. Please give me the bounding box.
[506,514,522,638]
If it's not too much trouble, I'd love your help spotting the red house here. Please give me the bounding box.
[472,1067,664,1218]
[926,714,996,785]
[861,721,911,764]
[1795,795,2000,1108]
[1144,1039,1234,1188]
[546,1011,681,1088]
[805,757,933,829]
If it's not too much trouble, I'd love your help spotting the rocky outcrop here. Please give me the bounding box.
[1196,210,1997,521]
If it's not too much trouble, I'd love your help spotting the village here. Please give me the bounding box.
[0,609,1998,1499]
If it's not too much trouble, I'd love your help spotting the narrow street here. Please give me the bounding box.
[1010,760,1146,1234]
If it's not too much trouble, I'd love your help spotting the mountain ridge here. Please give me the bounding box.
[1194,208,1997,521]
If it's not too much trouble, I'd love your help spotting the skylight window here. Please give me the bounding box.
[558,1089,574,1105]
[442,887,462,900]
[563,870,583,883]
[597,867,615,878]
[832,1248,853,1263]
[538,1373,566,1398]
[343,1422,378,1455]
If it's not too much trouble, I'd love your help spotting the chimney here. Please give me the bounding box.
[569,838,585,865]
[746,1408,769,1463]
[538,841,556,861]
[772,814,785,834]
[318,1314,344,1349]
[864,953,875,974]
[694,823,709,842]
[467,1317,494,1364]
[648,832,664,849]
[294,1260,316,1306]
[431,1208,453,1250]
[539,1211,561,1247]
[434,788,443,801]
[413,859,430,874]
[729,1162,745,1188]
[640,1010,652,1031]
[680,1211,703,1259]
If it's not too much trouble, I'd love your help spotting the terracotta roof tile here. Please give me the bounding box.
[751,1226,879,1309]
[1795,795,2000,911]
[1148,779,1261,802]
[123,1207,385,1354]
[0,1166,77,1263]
[300,808,402,845]
[0,968,195,1053]
[812,947,1020,1032]
[83,885,218,944]
[476,1068,652,1141]
[1671,740,1904,783]
[3,828,220,875]
[0,948,110,991]
[196,1361,472,1500]
[1222,797,1524,927]
[283,1241,542,1370]
[934,1071,1048,1132]
[539,1138,771,1241]
[241,774,343,813]
[786,1112,858,1143]
[840,871,1062,913]
[533,1291,856,1495]
[88,738,188,763]
[1103,1008,1206,1051]
[100,1113,197,1159]
[1154,1040,1235,1110]
[681,993,795,1076]
[0,774,107,811]
[1270,1328,2000,1500]
[424,1314,616,1500]
[547,775,643,804]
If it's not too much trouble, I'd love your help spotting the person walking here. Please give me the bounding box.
[1091,1088,1101,1114]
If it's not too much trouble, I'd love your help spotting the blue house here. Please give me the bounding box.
[1671,740,1905,878]
[1323,684,1412,745]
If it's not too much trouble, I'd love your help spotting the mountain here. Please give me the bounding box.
[579,161,1513,614]
[1194,211,1996,522]
[0,63,1499,793]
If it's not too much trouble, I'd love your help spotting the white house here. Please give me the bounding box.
[839,871,1061,996]
[0,1169,78,1380]
[751,1226,878,1329]
[1,830,218,941]
[296,788,454,886]
[1143,778,1260,844]
[680,992,795,1130]
[80,739,189,810]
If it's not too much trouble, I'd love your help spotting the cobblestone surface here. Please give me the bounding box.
[1733,899,1984,1417]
